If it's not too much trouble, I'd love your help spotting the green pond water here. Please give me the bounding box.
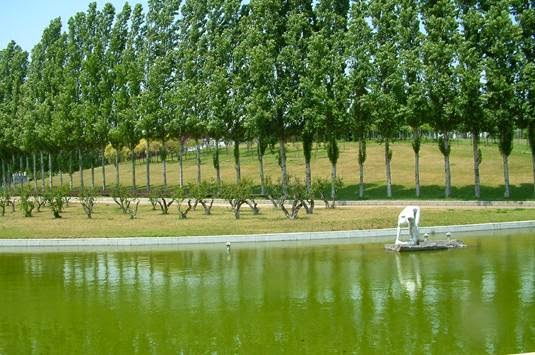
[0,233,534,354]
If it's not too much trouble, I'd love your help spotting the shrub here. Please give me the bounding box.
[154,187,175,215]
[190,181,216,215]
[44,187,67,218]
[79,188,96,219]
[127,199,141,219]
[313,177,343,209]
[175,186,193,219]
[264,176,284,208]
[279,178,308,220]
[0,188,13,216]
[112,186,135,214]
[221,179,255,219]
[33,187,47,212]
[18,187,35,217]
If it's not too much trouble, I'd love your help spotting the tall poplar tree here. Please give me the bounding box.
[422,0,460,198]
[24,19,66,190]
[457,0,486,198]
[285,0,315,192]
[247,0,300,193]
[177,0,208,185]
[369,0,403,198]
[398,0,427,198]
[204,0,245,186]
[141,0,181,190]
[482,0,520,198]
[0,41,28,186]
[123,4,146,190]
[512,1,535,195]
[108,3,132,188]
[346,0,373,198]
[304,0,348,203]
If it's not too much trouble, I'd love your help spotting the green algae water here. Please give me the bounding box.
[1,233,534,354]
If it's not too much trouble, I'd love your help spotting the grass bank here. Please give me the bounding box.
[57,139,534,201]
[0,203,533,239]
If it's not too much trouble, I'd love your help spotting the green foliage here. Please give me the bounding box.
[212,147,219,170]
[327,137,339,166]
[358,140,367,165]
[0,0,532,203]
[411,131,421,154]
[438,136,451,157]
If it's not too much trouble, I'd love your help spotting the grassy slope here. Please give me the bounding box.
[0,203,533,238]
[55,139,534,201]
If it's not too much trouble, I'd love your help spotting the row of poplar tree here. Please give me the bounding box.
[0,0,533,199]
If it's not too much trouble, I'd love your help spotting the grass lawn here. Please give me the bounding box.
[52,139,534,201]
[0,202,533,239]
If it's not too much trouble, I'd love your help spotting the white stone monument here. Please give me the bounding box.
[395,206,421,246]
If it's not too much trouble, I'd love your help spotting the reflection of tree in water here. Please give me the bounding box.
[1,236,535,353]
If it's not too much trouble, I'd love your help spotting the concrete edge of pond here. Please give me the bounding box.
[0,220,533,251]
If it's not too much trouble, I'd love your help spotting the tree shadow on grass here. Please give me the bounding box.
[336,183,535,201]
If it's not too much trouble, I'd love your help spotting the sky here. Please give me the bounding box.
[0,0,149,52]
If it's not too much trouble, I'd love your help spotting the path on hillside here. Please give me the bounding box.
[86,197,535,209]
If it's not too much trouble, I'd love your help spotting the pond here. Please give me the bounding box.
[0,232,534,354]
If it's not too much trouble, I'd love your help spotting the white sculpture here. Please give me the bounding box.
[395,206,421,246]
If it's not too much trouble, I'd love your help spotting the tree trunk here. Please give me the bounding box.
[40,151,45,190]
[358,139,365,198]
[472,132,480,199]
[33,153,37,190]
[48,152,53,188]
[90,156,95,189]
[443,135,451,198]
[69,154,73,190]
[115,151,120,187]
[78,148,84,190]
[196,140,201,185]
[258,153,265,195]
[415,151,420,198]
[6,158,11,187]
[279,137,288,194]
[330,162,337,208]
[1,159,5,187]
[532,147,535,198]
[131,149,136,191]
[385,140,392,198]
[101,149,106,192]
[528,122,535,197]
[214,140,221,191]
[5,160,9,187]
[178,140,184,187]
[305,159,311,194]
[234,140,241,184]
[56,154,62,187]
[162,141,167,190]
[146,140,151,192]
[503,153,510,198]
[25,155,30,187]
